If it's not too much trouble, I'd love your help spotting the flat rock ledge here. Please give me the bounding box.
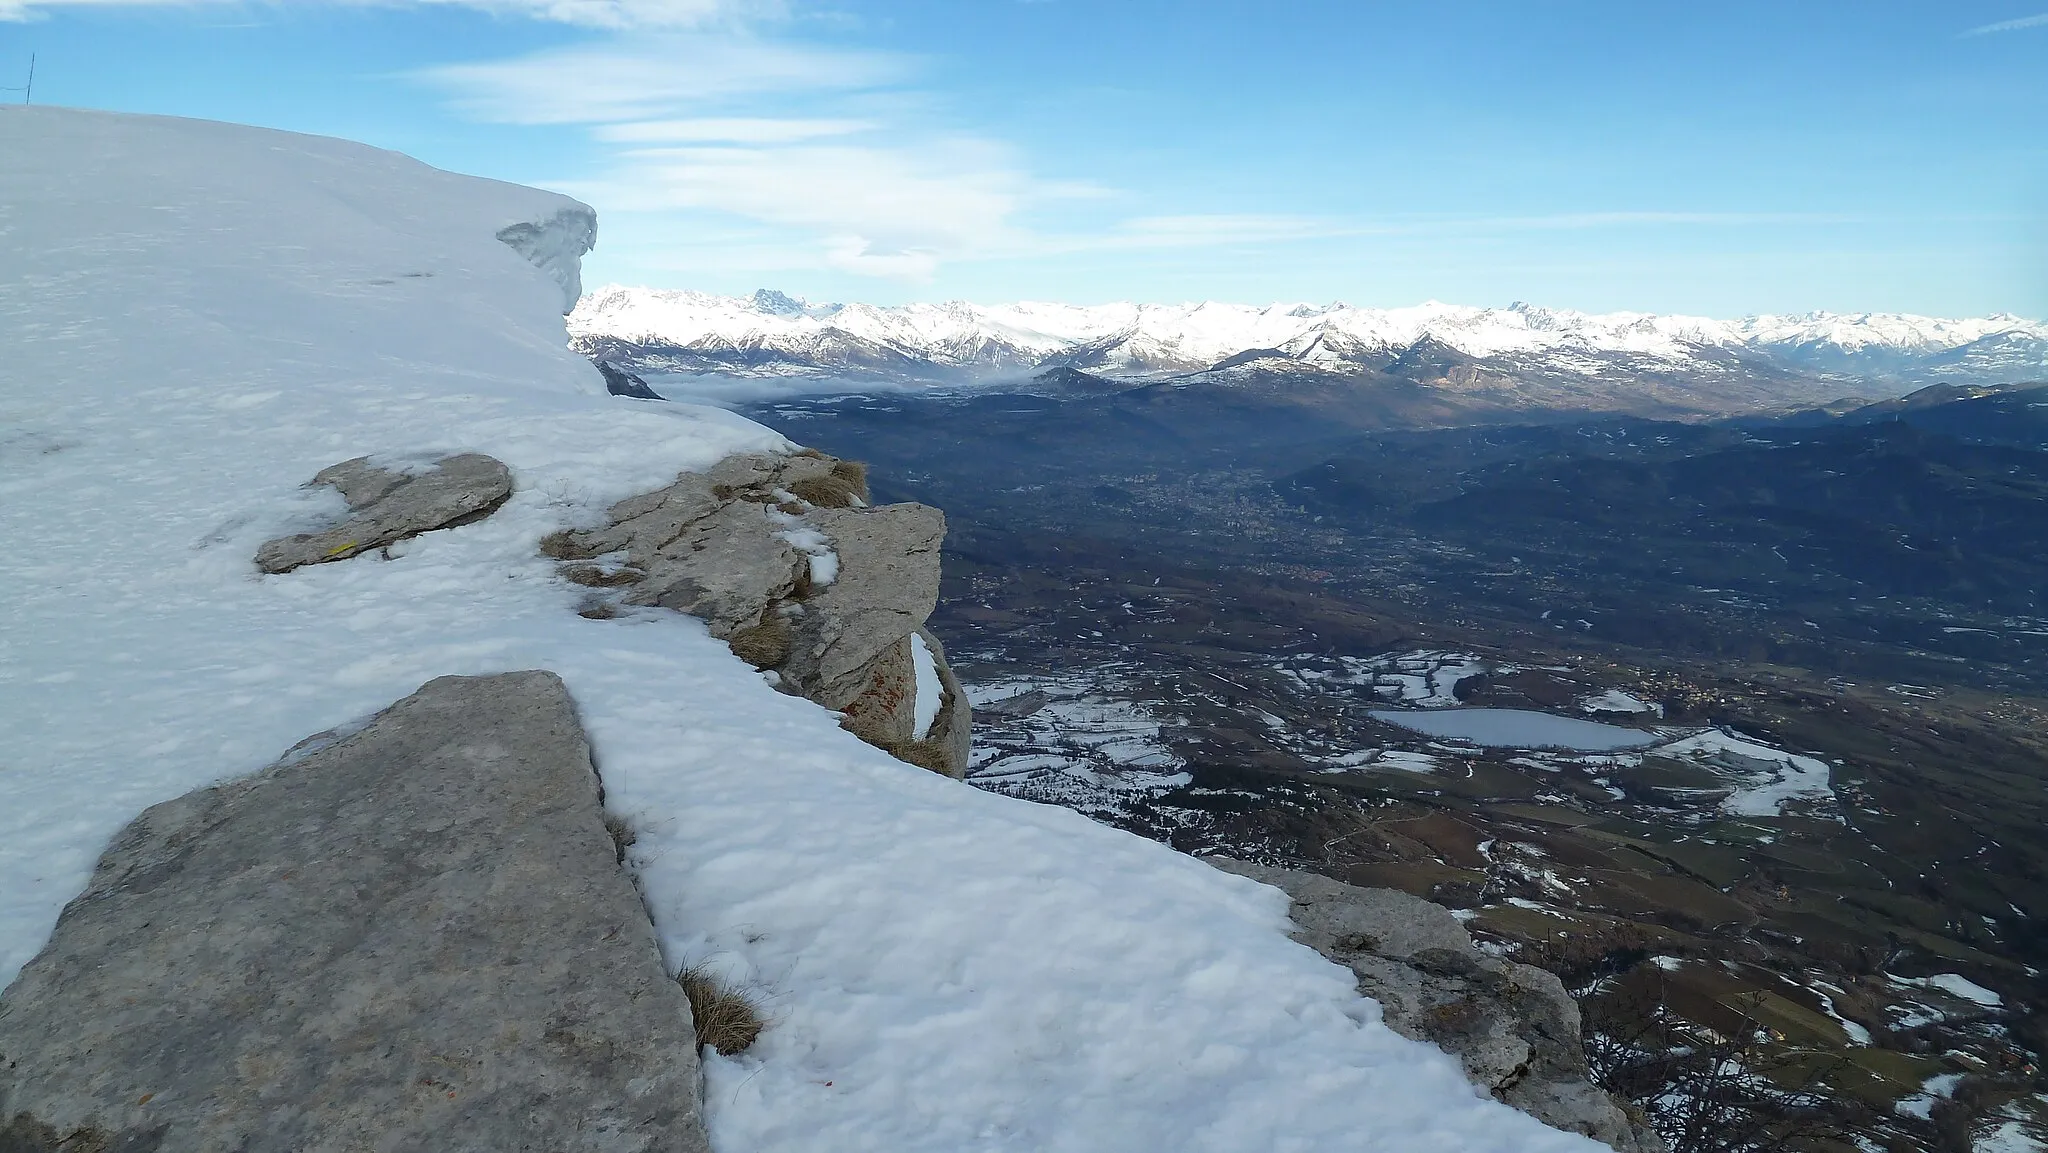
[256,453,513,573]
[1208,858,1663,1153]
[543,450,972,777]
[0,672,709,1153]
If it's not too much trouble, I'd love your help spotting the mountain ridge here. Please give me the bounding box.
[571,285,2048,401]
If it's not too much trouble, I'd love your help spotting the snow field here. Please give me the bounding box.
[1,106,1601,1151]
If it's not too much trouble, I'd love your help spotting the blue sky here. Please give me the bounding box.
[3,1,2045,317]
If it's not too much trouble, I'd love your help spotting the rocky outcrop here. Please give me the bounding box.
[0,672,709,1153]
[1208,858,1661,1153]
[597,360,665,400]
[255,453,513,573]
[542,450,971,776]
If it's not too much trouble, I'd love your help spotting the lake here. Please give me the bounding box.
[1368,708,1660,752]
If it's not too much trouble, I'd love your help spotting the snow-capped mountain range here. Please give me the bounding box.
[571,286,2048,398]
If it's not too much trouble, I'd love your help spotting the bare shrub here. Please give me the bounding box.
[1583,973,1875,1153]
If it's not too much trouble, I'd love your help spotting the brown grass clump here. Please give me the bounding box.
[677,966,764,1055]
[601,812,636,864]
[561,563,645,588]
[858,732,959,777]
[786,473,861,509]
[539,529,599,561]
[830,459,869,497]
[726,616,792,669]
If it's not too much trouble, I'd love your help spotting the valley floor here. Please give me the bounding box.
[736,382,2048,1153]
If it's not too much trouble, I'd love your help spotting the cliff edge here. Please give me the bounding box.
[0,105,1608,1153]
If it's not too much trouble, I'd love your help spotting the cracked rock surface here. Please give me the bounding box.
[543,450,970,776]
[1209,857,1662,1153]
[0,671,708,1153]
[255,453,513,573]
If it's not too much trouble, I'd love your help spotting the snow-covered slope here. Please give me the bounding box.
[573,284,2048,391]
[0,106,1599,1151]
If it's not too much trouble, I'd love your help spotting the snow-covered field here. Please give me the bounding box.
[1648,728,1836,818]
[0,106,1600,1151]
[1275,648,1497,709]
[964,669,1194,814]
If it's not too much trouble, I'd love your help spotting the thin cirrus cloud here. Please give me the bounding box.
[593,117,877,144]
[565,137,1097,278]
[0,0,772,24]
[416,33,1142,281]
[415,31,1824,286]
[1960,11,2048,35]
[416,35,907,124]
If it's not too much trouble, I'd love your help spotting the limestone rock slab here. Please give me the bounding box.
[1209,857,1658,1153]
[544,450,970,776]
[256,453,513,573]
[787,503,944,705]
[0,671,708,1153]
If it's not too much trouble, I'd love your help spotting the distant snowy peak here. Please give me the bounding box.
[569,285,2048,388]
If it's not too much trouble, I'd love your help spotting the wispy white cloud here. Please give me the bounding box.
[1111,215,1342,244]
[465,27,1845,284]
[1960,11,2048,35]
[0,0,777,26]
[416,34,904,124]
[415,32,1113,280]
[593,116,874,143]
[561,136,1097,278]
[1461,210,1865,230]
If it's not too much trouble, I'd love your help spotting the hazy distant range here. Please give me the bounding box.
[571,286,2048,419]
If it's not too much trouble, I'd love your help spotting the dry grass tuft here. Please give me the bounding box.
[829,459,869,499]
[860,732,959,777]
[561,563,645,588]
[726,616,793,669]
[601,812,636,864]
[786,473,862,509]
[539,529,598,561]
[677,966,764,1055]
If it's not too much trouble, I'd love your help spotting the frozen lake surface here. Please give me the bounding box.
[1369,708,1660,751]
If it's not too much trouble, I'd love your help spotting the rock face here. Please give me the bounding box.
[255,453,513,573]
[0,672,709,1153]
[597,360,665,400]
[544,450,971,776]
[1208,858,1661,1153]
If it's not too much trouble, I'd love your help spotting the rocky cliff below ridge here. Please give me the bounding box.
[244,446,972,778]
[2,104,1631,1153]
[538,448,971,777]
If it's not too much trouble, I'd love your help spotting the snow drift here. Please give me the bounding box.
[0,106,1599,1151]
